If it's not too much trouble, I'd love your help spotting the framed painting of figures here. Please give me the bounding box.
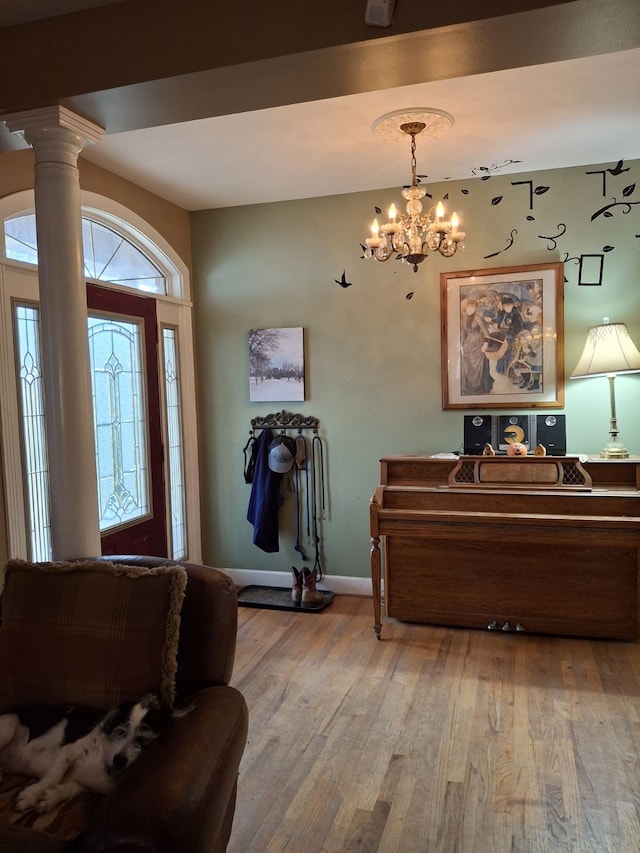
[440,262,564,409]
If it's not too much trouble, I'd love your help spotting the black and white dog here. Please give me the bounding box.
[0,695,178,814]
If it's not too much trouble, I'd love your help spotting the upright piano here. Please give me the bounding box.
[369,455,640,641]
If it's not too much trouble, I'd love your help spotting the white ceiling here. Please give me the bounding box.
[3,3,640,212]
[78,48,640,211]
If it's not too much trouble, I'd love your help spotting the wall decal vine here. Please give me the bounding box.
[591,194,639,221]
[471,159,523,179]
[561,252,582,283]
[484,229,518,259]
[538,223,567,250]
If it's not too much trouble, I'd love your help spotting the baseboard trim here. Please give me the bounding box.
[223,567,372,598]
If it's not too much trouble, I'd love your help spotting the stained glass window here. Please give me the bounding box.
[14,304,51,560]
[163,327,187,559]
[88,317,149,531]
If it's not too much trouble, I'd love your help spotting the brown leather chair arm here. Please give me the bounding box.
[80,686,249,853]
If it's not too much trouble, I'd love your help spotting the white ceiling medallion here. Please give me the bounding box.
[372,108,455,144]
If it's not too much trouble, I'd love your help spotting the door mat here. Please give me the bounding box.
[237,585,334,613]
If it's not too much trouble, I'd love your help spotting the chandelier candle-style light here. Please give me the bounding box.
[364,109,465,273]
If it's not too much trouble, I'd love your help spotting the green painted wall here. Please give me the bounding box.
[190,160,640,579]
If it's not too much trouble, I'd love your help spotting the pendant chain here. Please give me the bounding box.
[410,134,418,187]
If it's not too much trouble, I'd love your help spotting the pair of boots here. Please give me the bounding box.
[291,566,322,605]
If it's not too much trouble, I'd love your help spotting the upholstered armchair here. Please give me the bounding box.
[0,555,248,853]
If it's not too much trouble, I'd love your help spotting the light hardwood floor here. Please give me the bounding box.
[228,595,640,853]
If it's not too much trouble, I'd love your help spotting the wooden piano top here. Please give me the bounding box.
[379,454,640,491]
[374,455,640,521]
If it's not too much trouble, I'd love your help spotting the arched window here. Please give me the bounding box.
[5,212,167,294]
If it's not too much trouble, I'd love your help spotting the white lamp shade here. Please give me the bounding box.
[571,322,640,379]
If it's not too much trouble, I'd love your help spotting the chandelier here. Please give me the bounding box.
[363,109,465,273]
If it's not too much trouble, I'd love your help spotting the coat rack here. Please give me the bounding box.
[241,409,332,614]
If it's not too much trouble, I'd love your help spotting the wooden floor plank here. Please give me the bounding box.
[342,798,391,853]
[229,596,640,853]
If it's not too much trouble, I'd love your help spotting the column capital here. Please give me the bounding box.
[3,105,104,150]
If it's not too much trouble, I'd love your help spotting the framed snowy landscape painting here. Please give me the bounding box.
[248,327,305,402]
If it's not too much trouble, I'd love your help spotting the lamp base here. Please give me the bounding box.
[600,440,630,459]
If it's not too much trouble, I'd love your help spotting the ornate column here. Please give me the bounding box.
[4,106,104,559]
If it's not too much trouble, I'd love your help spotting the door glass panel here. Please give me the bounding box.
[14,303,51,560]
[88,316,150,532]
[162,327,187,559]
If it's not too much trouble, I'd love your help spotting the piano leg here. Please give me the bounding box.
[370,533,382,639]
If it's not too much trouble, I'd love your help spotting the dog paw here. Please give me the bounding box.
[16,784,43,812]
[34,786,63,813]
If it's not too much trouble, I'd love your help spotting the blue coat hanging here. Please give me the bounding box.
[247,428,283,552]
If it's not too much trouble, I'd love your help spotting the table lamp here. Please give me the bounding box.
[570,319,640,458]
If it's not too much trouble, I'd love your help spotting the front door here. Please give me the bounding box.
[87,284,167,557]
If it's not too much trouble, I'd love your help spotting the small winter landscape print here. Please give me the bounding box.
[248,327,305,402]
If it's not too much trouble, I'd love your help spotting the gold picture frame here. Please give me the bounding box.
[441,262,564,410]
